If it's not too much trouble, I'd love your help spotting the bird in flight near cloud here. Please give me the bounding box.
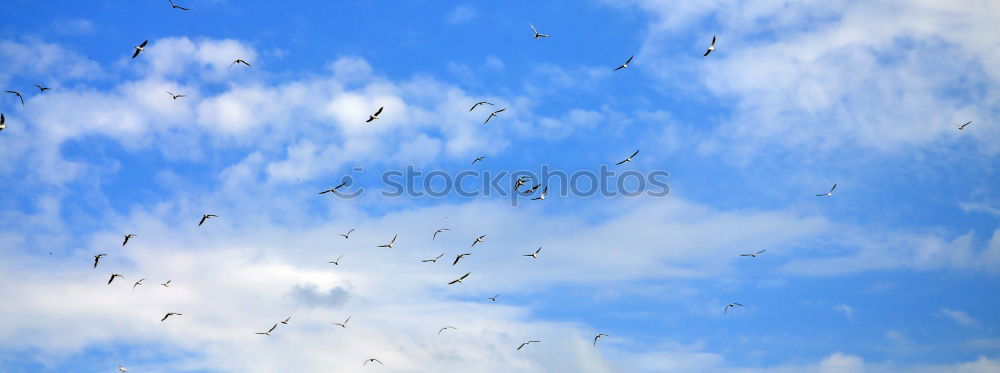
[704,35,716,56]
[5,90,24,106]
[449,272,470,285]
[740,249,767,258]
[613,56,633,71]
[616,150,640,165]
[816,184,837,197]
[469,101,494,111]
[366,106,384,123]
[131,40,148,58]
[530,24,549,38]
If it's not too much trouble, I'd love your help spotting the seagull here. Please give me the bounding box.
[438,326,457,335]
[328,255,343,265]
[132,40,148,58]
[740,249,767,258]
[469,101,494,111]
[319,181,348,195]
[231,59,251,67]
[161,312,182,322]
[160,280,171,287]
[256,323,278,335]
[704,35,716,57]
[5,90,24,106]
[281,316,291,325]
[487,294,499,302]
[340,228,355,239]
[594,333,609,346]
[333,316,351,328]
[448,272,470,285]
[433,228,450,240]
[422,253,445,263]
[471,235,486,248]
[513,176,530,192]
[167,0,190,10]
[0,113,5,131]
[517,340,540,350]
[122,234,136,246]
[453,253,471,265]
[198,214,218,227]
[118,366,127,373]
[132,279,145,290]
[529,24,549,38]
[521,184,541,195]
[33,84,51,93]
[378,234,397,248]
[93,253,107,268]
[363,358,383,366]
[816,184,837,197]
[366,106,383,123]
[472,156,486,165]
[167,91,186,100]
[108,273,124,285]
[724,302,744,313]
[484,108,506,124]
[523,246,542,259]
[616,150,640,165]
[531,186,549,200]
[957,121,972,130]
[613,56,633,71]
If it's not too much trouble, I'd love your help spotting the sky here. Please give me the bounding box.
[1,0,999,372]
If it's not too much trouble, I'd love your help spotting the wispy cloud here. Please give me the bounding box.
[939,308,979,328]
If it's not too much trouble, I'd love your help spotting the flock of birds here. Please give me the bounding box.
[0,3,982,371]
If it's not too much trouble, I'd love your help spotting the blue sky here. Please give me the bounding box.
[1,0,999,372]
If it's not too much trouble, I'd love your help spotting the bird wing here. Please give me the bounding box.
[530,24,538,33]
[140,40,148,48]
[830,184,837,193]
[108,275,116,284]
[630,149,640,158]
[374,107,383,116]
[704,49,711,57]
[625,55,633,64]
[198,215,207,226]
[711,35,716,46]
[757,249,767,254]
[268,324,277,333]
[496,108,506,113]
[132,49,141,58]
[615,159,628,165]
[161,314,169,321]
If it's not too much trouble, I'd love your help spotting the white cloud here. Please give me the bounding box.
[447,5,479,25]
[833,304,855,322]
[606,0,1000,160]
[939,308,979,328]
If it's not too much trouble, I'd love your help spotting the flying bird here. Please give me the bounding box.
[340,228,355,239]
[487,294,499,302]
[378,234,397,248]
[119,366,127,373]
[484,108,506,124]
[0,113,5,131]
[816,184,837,197]
[704,35,716,56]
[724,302,744,313]
[448,272,470,285]
[5,90,24,106]
[438,326,457,335]
[433,228,450,240]
[366,106,384,123]
[523,246,542,259]
[513,176,530,192]
[594,333,609,346]
[198,214,218,226]
[517,340,540,350]
[452,253,471,265]
[281,316,291,325]
[256,323,278,335]
[613,56,634,71]
[958,121,972,130]
[122,234,136,246]
[616,150,640,165]
[161,312,182,322]
[160,280,171,287]
[529,24,549,38]
[363,358,383,366]
[231,59,251,67]
[472,156,486,165]
[328,255,343,265]
[470,235,486,248]
[333,316,351,328]
[93,253,107,268]
[521,184,541,195]
[531,186,549,201]
[132,40,148,58]
[319,181,348,194]
[108,273,124,285]
[167,91,186,100]
[422,253,445,263]
[740,249,767,258]
[167,0,190,10]
[132,278,145,290]
[469,101,494,111]
[34,84,51,93]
